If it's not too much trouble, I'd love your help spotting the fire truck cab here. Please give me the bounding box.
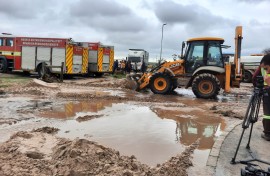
[0,35,16,73]
[0,34,88,77]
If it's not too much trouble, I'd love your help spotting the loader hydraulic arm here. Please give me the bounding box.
[234,26,243,80]
[225,26,243,93]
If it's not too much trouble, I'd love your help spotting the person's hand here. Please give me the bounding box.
[264,74,270,86]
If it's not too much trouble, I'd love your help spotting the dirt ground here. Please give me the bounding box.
[0,73,254,176]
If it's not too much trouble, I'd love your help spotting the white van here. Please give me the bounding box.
[229,55,263,82]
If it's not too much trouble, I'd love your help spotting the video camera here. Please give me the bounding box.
[255,76,264,90]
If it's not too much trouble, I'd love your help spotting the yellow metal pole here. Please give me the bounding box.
[234,26,242,80]
[225,63,231,93]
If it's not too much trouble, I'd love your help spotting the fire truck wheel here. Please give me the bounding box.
[192,73,220,99]
[37,64,50,78]
[149,73,172,94]
[95,73,104,77]
[23,71,30,76]
[0,57,7,73]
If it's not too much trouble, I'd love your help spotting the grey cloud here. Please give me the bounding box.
[153,1,237,33]
[154,2,196,23]
[238,0,267,2]
[0,0,54,19]
[71,0,131,17]
[69,0,148,32]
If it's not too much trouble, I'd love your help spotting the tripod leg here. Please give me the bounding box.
[246,92,262,149]
[231,128,246,164]
[246,123,254,149]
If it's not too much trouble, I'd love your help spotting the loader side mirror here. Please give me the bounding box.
[182,42,185,49]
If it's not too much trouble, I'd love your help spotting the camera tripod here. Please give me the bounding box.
[231,86,270,166]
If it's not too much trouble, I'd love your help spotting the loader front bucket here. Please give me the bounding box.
[125,73,142,91]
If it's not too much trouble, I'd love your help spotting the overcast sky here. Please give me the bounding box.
[0,0,269,62]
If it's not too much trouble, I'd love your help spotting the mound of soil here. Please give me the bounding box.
[0,130,198,176]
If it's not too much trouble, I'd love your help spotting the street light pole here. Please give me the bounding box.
[159,23,167,63]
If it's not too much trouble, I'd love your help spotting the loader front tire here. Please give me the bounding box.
[192,73,220,99]
[150,73,172,94]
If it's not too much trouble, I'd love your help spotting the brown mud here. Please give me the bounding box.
[0,75,253,175]
[0,127,198,176]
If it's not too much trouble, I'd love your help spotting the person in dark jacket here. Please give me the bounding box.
[261,54,270,141]
[112,60,118,74]
[252,58,265,86]
[125,60,132,74]
[253,54,270,141]
[141,61,146,73]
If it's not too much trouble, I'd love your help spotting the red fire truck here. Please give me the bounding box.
[85,42,114,76]
[0,34,88,77]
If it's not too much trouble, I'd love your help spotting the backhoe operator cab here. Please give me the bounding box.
[183,38,225,74]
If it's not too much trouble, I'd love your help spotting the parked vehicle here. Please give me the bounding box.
[85,42,114,77]
[127,49,149,72]
[229,55,263,83]
[0,34,88,77]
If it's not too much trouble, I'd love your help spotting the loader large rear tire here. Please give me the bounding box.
[192,73,220,99]
[150,73,172,94]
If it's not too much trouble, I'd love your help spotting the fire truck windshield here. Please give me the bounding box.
[0,38,3,46]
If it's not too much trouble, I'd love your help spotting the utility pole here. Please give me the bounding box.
[159,23,167,63]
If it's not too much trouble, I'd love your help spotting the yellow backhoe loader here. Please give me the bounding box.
[128,26,243,99]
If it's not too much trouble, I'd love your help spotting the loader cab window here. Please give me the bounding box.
[185,41,204,73]
[6,38,14,47]
[207,42,223,67]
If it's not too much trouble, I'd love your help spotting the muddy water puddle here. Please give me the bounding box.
[38,100,226,166]
[175,88,251,103]
[0,96,56,142]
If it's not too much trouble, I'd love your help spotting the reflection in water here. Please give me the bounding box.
[151,107,226,150]
[176,120,219,149]
[38,101,226,166]
[39,101,226,150]
[39,100,116,119]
